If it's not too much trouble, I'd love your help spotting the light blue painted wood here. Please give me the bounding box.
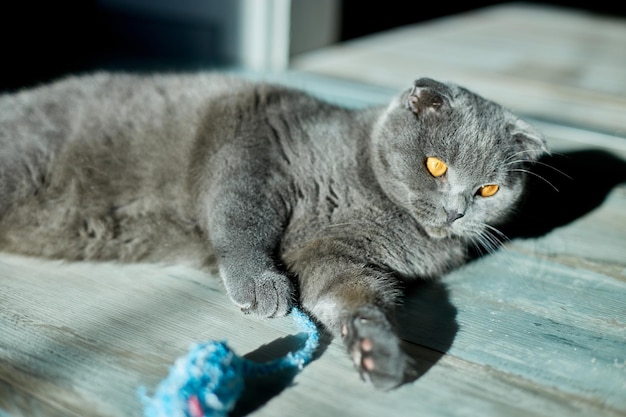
[439,252,625,411]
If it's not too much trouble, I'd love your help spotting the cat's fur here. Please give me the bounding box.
[0,72,548,390]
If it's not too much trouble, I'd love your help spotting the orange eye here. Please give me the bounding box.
[425,157,447,177]
[478,184,499,197]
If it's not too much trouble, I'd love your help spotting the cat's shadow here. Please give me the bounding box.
[230,331,330,417]
[231,148,626,415]
[397,279,459,380]
[498,149,626,239]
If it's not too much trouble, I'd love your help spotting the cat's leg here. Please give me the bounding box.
[0,149,46,219]
[284,241,416,390]
[0,165,15,218]
[202,163,294,318]
[0,137,24,217]
[0,97,65,220]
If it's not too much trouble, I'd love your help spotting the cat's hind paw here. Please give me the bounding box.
[342,307,417,390]
[224,270,294,318]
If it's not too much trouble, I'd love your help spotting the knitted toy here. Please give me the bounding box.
[140,307,319,417]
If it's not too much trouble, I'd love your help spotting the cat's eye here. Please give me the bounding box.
[478,184,499,197]
[425,157,447,177]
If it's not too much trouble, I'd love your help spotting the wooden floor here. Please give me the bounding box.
[2,3,626,417]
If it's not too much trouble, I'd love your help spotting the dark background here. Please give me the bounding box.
[1,1,624,93]
[339,0,625,40]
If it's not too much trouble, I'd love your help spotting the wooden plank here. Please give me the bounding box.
[434,252,626,411]
[255,347,626,417]
[2,254,624,417]
[0,256,301,417]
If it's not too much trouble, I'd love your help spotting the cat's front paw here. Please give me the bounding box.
[342,307,416,390]
[223,270,294,318]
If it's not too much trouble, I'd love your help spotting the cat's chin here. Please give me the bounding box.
[423,225,453,239]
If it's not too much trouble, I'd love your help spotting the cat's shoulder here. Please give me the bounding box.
[4,71,337,110]
[2,71,258,102]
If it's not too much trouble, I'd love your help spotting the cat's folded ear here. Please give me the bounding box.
[406,78,451,115]
[509,117,550,161]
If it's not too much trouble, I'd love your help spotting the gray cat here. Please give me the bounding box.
[0,72,548,390]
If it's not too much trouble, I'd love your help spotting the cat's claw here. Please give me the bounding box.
[225,270,294,318]
[342,308,416,391]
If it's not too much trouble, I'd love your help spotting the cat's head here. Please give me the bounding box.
[370,77,549,243]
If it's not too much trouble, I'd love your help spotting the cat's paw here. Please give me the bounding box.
[223,270,294,318]
[342,307,416,390]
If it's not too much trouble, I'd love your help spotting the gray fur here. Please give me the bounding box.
[0,72,548,390]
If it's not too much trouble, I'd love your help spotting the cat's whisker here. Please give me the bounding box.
[509,168,560,192]
[483,224,509,243]
[467,230,487,255]
[480,232,501,253]
[503,159,572,181]
[502,159,530,166]
[473,233,497,256]
[468,239,486,257]
[534,160,572,180]
[502,149,541,164]
[468,223,508,256]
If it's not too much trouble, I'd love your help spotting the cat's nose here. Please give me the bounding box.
[445,209,464,224]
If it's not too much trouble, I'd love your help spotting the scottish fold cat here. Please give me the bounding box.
[0,73,547,389]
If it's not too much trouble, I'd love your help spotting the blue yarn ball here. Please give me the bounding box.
[142,341,246,417]
[140,307,319,417]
